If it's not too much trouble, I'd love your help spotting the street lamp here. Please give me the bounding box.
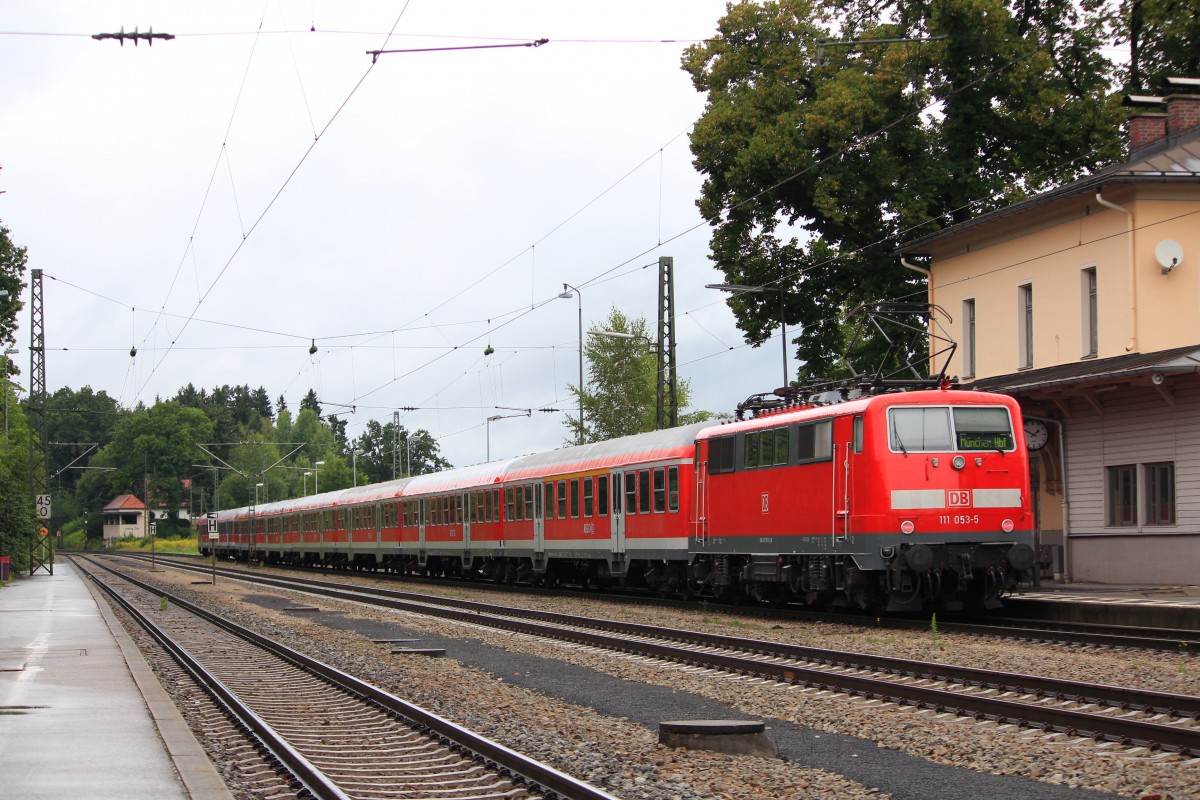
[303,471,312,496]
[707,282,789,387]
[3,347,17,436]
[313,461,325,494]
[559,283,584,444]
[486,410,531,462]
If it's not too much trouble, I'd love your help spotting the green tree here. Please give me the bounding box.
[300,389,322,419]
[0,215,28,351]
[1124,0,1200,91]
[0,389,36,571]
[101,402,214,521]
[45,386,122,495]
[402,429,451,476]
[352,419,452,482]
[683,0,1122,382]
[565,309,713,444]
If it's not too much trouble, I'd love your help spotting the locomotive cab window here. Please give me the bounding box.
[952,407,1015,451]
[888,406,1014,453]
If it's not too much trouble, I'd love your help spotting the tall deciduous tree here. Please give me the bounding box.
[1124,0,1200,91]
[0,388,36,570]
[565,309,714,444]
[100,402,214,521]
[0,217,28,351]
[683,0,1122,382]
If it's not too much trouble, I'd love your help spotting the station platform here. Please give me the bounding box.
[1009,580,1200,629]
[0,560,232,800]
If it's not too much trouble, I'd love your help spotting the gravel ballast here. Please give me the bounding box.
[114,563,1200,800]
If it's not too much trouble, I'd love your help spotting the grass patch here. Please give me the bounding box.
[112,536,200,555]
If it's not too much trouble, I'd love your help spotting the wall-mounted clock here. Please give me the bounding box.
[1023,419,1050,451]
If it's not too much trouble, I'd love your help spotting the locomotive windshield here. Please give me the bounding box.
[889,406,1014,453]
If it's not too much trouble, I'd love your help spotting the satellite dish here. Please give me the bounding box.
[1155,239,1184,273]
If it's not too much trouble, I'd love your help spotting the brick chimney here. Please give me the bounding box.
[1123,94,1167,151]
[1164,77,1200,136]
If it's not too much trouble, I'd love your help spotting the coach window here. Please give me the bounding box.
[625,472,637,514]
[504,488,514,521]
[544,483,555,519]
[744,431,760,469]
[492,488,501,522]
[584,477,594,517]
[524,485,535,520]
[638,469,652,514]
[570,479,580,518]
[796,421,834,463]
[711,436,736,474]
[457,495,465,524]
[597,475,609,517]
[668,466,679,512]
[554,480,565,519]
[778,427,792,464]
[653,468,666,512]
[762,430,777,466]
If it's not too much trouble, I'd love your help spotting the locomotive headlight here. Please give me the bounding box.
[900,520,915,535]
[1001,519,1015,533]
[951,455,966,470]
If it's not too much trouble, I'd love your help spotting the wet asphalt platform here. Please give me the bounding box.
[0,560,231,800]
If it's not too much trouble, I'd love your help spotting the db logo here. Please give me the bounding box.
[948,490,971,507]
[761,493,769,514]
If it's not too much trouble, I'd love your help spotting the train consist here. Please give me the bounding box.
[200,385,1036,611]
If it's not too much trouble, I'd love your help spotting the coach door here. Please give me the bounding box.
[462,491,472,552]
[833,415,861,545]
[417,497,427,566]
[609,470,626,555]
[532,483,544,555]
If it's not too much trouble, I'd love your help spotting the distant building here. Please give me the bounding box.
[897,78,1200,584]
[102,494,146,546]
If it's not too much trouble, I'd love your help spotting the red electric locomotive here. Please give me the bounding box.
[202,385,1035,612]
[692,387,1035,610]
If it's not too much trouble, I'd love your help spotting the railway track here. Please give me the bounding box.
[116,551,1200,653]
[75,555,619,800]
[106,553,1200,756]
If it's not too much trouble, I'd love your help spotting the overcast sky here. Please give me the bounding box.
[0,1,793,469]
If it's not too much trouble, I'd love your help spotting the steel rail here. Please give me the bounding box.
[83,565,352,800]
[107,554,1200,755]
[80,555,620,800]
[111,551,1200,653]
[124,554,1200,719]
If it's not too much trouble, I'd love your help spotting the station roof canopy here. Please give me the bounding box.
[968,344,1200,399]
